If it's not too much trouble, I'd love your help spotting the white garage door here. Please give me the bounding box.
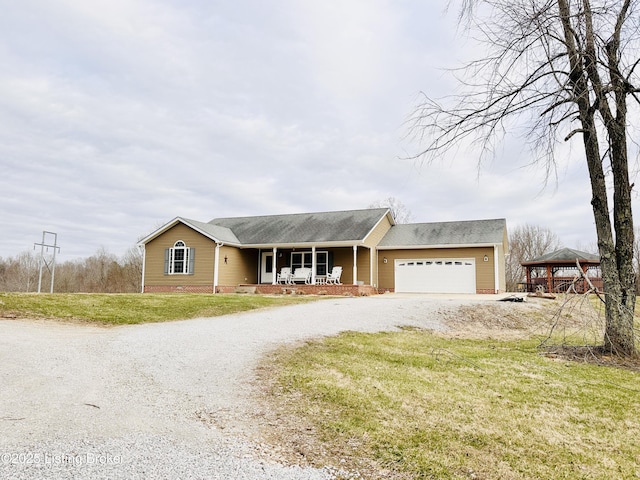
[395,259,476,294]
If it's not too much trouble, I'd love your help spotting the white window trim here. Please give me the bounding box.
[169,240,191,275]
[291,250,328,276]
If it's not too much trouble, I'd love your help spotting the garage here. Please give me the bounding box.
[394,258,476,294]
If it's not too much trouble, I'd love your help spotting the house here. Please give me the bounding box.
[138,208,508,294]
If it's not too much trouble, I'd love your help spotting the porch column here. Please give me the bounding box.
[272,247,277,285]
[546,265,552,292]
[140,245,146,293]
[311,246,316,284]
[213,243,222,293]
[370,247,374,287]
[353,246,358,285]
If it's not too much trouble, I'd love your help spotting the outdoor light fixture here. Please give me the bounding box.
[224,256,228,264]
[383,257,388,264]
[483,255,489,262]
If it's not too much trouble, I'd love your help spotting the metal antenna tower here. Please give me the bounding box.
[34,231,60,293]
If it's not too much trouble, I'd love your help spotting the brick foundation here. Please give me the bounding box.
[143,284,377,295]
[144,285,499,295]
[144,285,215,294]
[251,284,377,296]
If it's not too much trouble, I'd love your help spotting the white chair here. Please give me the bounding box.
[291,267,312,284]
[277,267,292,284]
[325,266,342,285]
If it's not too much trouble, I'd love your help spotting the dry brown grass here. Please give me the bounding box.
[252,296,640,479]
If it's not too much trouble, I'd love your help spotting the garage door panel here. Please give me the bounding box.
[395,259,476,294]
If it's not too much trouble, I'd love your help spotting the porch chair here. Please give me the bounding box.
[325,266,342,285]
[290,267,312,284]
[277,267,292,284]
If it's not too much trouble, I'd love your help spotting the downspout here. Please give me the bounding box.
[494,245,500,293]
[214,243,223,293]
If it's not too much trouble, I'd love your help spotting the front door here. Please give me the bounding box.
[261,252,274,283]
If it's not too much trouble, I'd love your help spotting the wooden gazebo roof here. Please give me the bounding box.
[521,247,600,268]
[520,248,601,293]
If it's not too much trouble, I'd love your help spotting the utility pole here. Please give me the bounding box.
[34,231,60,293]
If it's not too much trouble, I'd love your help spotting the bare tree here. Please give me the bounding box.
[0,246,144,294]
[369,197,413,224]
[411,0,639,355]
[507,224,561,291]
[0,251,39,292]
[122,246,143,293]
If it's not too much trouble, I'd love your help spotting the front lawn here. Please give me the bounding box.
[258,301,640,479]
[0,292,319,325]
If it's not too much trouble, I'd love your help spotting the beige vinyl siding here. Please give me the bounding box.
[356,247,371,284]
[144,223,216,286]
[216,247,258,285]
[378,247,496,292]
[331,248,354,284]
[363,216,391,287]
[363,215,393,248]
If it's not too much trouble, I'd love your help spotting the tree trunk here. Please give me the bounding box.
[558,0,636,355]
[602,114,636,355]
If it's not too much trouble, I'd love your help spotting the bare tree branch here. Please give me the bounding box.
[411,0,640,355]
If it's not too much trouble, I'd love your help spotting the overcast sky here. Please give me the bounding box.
[1,0,631,260]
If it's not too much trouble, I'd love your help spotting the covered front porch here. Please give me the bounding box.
[253,245,376,288]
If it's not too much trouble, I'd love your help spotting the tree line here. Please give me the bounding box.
[0,246,142,293]
[1,225,638,293]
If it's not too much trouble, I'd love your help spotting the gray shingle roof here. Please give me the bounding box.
[180,218,240,244]
[209,208,391,245]
[378,218,506,247]
[522,247,600,265]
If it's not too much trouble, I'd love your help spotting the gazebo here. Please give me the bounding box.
[519,247,602,293]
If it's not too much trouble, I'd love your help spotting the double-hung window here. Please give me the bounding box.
[291,251,329,276]
[165,241,195,274]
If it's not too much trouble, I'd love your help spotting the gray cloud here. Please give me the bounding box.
[0,0,631,260]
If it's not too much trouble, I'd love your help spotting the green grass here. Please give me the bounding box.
[264,329,640,479]
[0,292,319,324]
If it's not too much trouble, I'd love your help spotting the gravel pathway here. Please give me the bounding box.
[0,294,499,479]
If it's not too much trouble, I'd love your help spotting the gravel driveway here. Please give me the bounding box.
[0,294,500,479]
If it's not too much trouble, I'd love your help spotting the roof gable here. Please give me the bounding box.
[209,208,392,245]
[138,217,239,246]
[378,218,507,247]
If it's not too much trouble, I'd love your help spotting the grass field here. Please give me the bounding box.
[258,301,640,480]
[0,292,319,324]
[2,292,639,478]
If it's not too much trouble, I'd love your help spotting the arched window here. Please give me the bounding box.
[165,241,194,274]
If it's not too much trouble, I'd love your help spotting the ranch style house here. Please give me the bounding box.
[138,208,508,295]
